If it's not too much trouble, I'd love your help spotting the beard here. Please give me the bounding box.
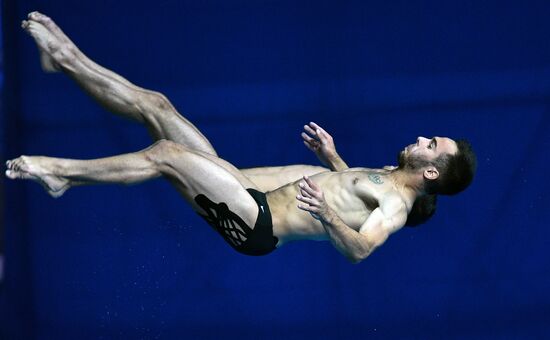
[397,150,431,170]
[397,150,407,169]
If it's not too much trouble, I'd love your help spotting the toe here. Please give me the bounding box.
[18,157,30,172]
[28,11,40,20]
[5,169,16,179]
[15,158,23,172]
[24,21,37,32]
[29,11,50,24]
[13,158,22,171]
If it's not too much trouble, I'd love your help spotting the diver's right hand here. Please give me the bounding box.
[301,122,338,167]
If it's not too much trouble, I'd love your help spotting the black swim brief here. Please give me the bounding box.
[194,188,279,256]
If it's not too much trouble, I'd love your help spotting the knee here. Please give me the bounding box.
[142,91,174,115]
[145,139,186,165]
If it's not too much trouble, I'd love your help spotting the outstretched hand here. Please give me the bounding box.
[301,122,338,167]
[296,176,331,222]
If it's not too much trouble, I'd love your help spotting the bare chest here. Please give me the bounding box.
[323,187,374,230]
[268,171,389,237]
[309,171,395,229]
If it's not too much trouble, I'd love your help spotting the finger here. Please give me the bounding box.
[297,203,318,213]
[314,127,332,145]
[300,132,315,143]
[297,204,309,212]
[311,123,332,144]
[309,121,320,129]
[316,129,328,145]
[300,188,313,199]
[296,194,317,205]
[304,125,318,138]
[303,176,321,192]
[301,134,320,150]
[301,132,316,144]
[298,181,317,197]
[310,122,327,135]
[300,181,315,197]
[303,140,316,152]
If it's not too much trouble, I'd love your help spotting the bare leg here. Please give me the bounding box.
[5,156,70,197]
[22,11,216,155]
[5,140,259,225]
[20,12,332,193]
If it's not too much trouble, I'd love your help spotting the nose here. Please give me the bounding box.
[416,136,428,145]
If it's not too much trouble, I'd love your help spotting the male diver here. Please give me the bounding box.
[5,12,475,262]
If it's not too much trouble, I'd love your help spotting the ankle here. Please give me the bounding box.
[53,44,77,68]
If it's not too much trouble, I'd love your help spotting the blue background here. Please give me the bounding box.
[2,0,550,339]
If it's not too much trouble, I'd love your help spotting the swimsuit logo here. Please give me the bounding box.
[260,205,265,213]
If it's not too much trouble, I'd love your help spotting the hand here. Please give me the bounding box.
[296,176,331,221]
[301,122,338,167]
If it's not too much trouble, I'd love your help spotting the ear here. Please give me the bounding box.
[423,166,440,180]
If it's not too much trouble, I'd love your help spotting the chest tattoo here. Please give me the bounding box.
[367,173,384,185]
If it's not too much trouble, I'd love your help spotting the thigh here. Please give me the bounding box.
[155,142,259,226]
[195,150,258,189]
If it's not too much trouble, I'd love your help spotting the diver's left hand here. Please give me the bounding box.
[296,176,332,222]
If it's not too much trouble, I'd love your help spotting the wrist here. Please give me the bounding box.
[319,205,337,224]
[326,152,340,163]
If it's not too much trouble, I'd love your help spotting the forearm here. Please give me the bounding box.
[242,165,329,192]
[325,153,349,172]
[296,175,375,263]
[241,164,328,177]
[320,209,372,263]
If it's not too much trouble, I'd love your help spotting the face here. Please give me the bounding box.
[398,136,458,169]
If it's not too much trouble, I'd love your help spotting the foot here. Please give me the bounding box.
[21,11,76,73]
[5,156,70,198]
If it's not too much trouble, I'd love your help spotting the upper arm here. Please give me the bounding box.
[242,165,328,191]
[358,195,408,251]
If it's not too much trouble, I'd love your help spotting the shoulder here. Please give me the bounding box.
[379,191,408,213]
[359,190,408,236]
[349,170,396,196]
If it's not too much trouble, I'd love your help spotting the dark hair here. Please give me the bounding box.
[425,139,477,195]
[405,194,437,227]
